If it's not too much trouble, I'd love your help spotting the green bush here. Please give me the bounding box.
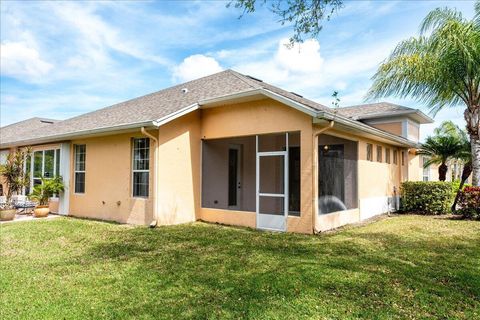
[401,181,456,215]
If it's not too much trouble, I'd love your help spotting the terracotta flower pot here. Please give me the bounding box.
[34,205,50,218]
[0,209,16,221]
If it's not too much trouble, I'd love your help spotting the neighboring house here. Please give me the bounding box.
[0,70,434,233]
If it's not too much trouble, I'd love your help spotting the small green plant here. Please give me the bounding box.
[401,181,456,215]
[29,177,64,206]
[0,148,31,209]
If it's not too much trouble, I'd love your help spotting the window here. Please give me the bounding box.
[401,151,405,166]
[132,138,149,197]
[385,148,391,164]
[366,144,373,161]
[422,157,430,181]
[74,145,86,193]
[377,146,383,162]
[393,150,398,165]
[28,148,61,195]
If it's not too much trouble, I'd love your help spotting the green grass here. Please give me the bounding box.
[1,216,479,319]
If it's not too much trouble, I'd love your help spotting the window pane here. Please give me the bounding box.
[44,150,54,178]
[133,139,149,170]
[75,172,85,193]
[33,151,42,178]
[55,149,60,176]
[133,172,149,197]
[75,145,86,171]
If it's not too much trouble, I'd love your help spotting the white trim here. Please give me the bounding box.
[58,143,70,215]
[153,103,199,127]
[131,137,150,198]
[73,144,86,194]
[255,132,289,232]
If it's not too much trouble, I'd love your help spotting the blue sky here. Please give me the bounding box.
[0,0,476,140]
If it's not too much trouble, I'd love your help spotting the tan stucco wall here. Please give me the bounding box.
[370,122,403,137]
[68,132,156,225]
[156,111,201,225]
[199,98,314,234]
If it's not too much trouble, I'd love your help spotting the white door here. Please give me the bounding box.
[256,135,288,232]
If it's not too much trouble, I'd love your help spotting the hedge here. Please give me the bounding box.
[401,181,455,215]
[457,186,480,219]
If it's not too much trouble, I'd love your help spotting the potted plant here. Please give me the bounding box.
[0,148,31,221]
[29,176,64,217]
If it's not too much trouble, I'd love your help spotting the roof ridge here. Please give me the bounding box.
[226,69,263,89]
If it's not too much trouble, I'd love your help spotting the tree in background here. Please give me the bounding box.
[228,0,343,45]
[417,135,463,182]
[368,2,480,185]
[434,121,474,210]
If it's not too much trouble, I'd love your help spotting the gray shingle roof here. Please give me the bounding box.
[0,70,330,147]
[0,118,58,146]
[337,102,417,119]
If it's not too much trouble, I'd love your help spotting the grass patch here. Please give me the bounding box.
[1,215,479,319]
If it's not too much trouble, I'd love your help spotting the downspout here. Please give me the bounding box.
[312,120,335,233]
[141,127,159,227]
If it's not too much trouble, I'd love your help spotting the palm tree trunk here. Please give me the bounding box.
[472,136,480,186]
[451,161,472,211]
[438,163,448,181]
[465,106,479,186]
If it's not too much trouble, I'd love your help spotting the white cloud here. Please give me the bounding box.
[172,54,223,83]
[0,41,53,80]
[275,39,324,73]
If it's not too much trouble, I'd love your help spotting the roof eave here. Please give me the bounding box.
[0,120,159,149]
[355,110,434,124]
[316,111,419,148]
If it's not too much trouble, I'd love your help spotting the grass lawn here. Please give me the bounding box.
[1,215,479,319]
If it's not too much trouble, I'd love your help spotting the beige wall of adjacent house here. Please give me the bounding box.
[68,131,156,225]
[370,122,403,137]
[199,98,314,234]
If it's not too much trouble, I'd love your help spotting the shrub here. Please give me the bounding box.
[456,186,480,219]
[401,181,455,215]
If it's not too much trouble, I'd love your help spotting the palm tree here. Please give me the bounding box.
[416,135,463,181]
[433,121,472,210]
[367,1,480,186]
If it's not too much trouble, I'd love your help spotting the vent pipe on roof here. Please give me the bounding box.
[181,88,189,94]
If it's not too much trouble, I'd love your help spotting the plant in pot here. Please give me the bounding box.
[29,176,64,218]
[0,148,31,221]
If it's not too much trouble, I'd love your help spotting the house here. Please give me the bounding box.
[0,70,434,233]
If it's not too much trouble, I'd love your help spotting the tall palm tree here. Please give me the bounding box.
[367,1,480,185]
[416,135,463,181]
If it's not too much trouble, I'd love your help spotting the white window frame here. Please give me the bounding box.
[132,138,150,198]
[74,145,86,194]
[422,156,430,181]
[24,148,60,197]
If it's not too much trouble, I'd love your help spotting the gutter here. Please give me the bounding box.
[140,127,159,227]
[1,120,159,149]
